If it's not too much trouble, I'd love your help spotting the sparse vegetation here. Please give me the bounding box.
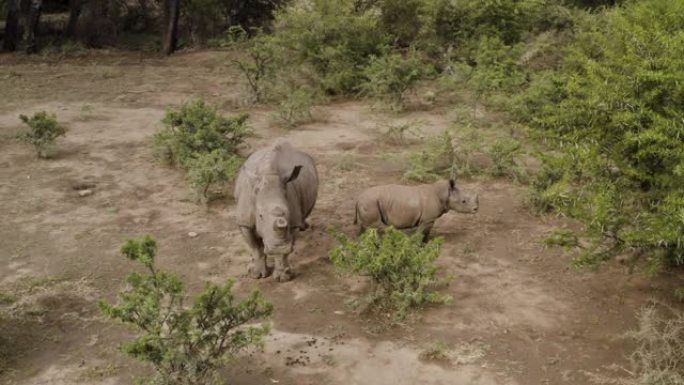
[419,340,450,362]
[16,111,66,158]
[361,50,428,110]
[329,227,451,320]
[100,236,273,385]
[154,99,249,200]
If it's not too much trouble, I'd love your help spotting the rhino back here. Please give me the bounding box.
[234,144,318,228]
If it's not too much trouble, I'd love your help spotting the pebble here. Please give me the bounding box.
[188,231,198,238]
[333,310,344,315]
[78,189,93,197]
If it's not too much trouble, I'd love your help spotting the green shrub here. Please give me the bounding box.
[271,0,390,95]
[517,0,684,270]
[361,50,428,110]
[233,34,278,103]
[187,150,242,201]
[329,227,451,319]
[469,36,525,97]
[403,129,458,182]
[154,99,249,168]
[16,112,66,158]
[379,0,422,47]
[272,85,318,128]
[100,235,272,385]
[488,137,524,179]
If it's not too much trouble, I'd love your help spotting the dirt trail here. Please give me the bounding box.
[0,51,679,385]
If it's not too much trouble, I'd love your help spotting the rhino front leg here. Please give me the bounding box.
[418,222,434,243]
[239,227,270,279]
[273,254,293,282]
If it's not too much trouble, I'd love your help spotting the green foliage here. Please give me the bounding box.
[543,228,579,249]
[470,36,526,96]
[271,0,391,95]
[272,85,318,128]
[100,236,273,385]
[488,137,524,179]
[379,0,422,47]
[361,50,428,110]
[329,227,451,319]
[187,150,242,200]
[154,99,249,167]
[233,35,278,103]
[518,0,684,269]
[419,340,450,362]
[403,129,455,182]
[154,99,249,201]
[16,112,67,158]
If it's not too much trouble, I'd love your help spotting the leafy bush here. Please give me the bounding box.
[233,34,278,103]
[403,129,461,182]
[488,137,524,179]
[469,36,525,97]
[361,50,428,110]
[379,0,422,47]
[100,235,272,385]
[16,112,67,158]
[270,0,390,95]
[187,150,242,200]
[517,0,684,270]
[154,99,249,168]
[329,227,451,319]
[272,85,318,128]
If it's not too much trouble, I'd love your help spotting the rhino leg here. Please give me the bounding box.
[418,222,434,243]
[240,227,270,279]
[273,254,293,282]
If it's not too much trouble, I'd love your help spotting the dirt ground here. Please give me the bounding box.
[0,50,681,385]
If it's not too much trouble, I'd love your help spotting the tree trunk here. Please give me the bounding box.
[25,0,42,54]
[162,0,180,55]
[65,0,83,37]
[2,0,21,51]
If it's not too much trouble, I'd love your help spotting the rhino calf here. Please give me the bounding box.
[234,142,318,282]
[354,179,478,241]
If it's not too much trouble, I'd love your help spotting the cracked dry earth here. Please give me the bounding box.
[0,51,680,385]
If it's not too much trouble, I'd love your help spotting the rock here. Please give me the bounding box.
[78,189,93,197]
[333,310,344,315]
[188,231,198,238]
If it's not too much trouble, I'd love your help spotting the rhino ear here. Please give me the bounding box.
[449,179,456,191]
[285,165,303,184]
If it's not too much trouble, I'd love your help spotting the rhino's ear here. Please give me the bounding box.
[449,179,456,191]
[285,165,303,184]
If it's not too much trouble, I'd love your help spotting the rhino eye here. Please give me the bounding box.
[461,199,466,203]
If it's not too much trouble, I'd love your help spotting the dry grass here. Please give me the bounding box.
[590,303,684,385]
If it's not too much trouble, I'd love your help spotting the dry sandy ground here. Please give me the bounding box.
[0,50,681,385]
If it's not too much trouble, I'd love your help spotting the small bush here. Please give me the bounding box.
[419,340,450,362]
[329,227,451,319]
[361,50,428,110]
[187,150,242,201]
[100,235,272,385]
[488,137,525,180]
[403,129,455,182]
[272,86,318,129]
[271,0,390,95]
[380,120,423,145]
[233,35,278,103]
[16,112,66,158]
[154,99,249,168]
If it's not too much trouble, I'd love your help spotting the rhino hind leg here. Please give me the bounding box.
[273,254,293,282]
[239,227,271,279]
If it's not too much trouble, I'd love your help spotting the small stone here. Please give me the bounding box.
[333,310,344,315]
[188,231,198,238]
[78,189,93,197]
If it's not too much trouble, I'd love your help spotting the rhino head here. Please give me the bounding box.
[447,179,479,213]
[253,165,302,255]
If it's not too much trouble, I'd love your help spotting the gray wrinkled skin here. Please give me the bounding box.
[234,142,318,282]
[354,179,478,241]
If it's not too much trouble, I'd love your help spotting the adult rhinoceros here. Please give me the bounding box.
[234,142,318,282]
